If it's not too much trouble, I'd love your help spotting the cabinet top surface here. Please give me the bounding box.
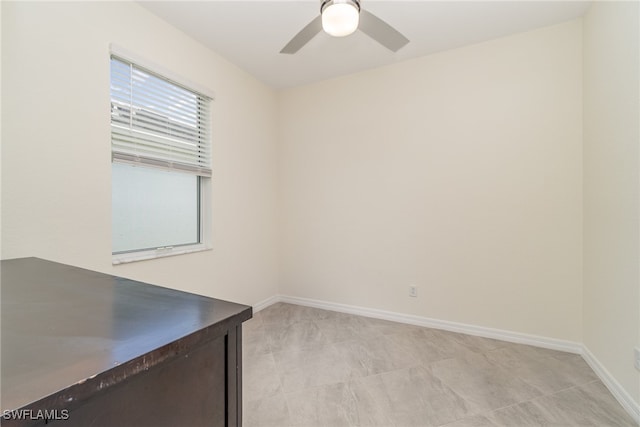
[1,257,251,411]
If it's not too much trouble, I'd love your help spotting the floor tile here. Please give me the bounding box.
[440,414,497,427]
[443,330,506,354]
[243,326,271,358]
[285,381,395,427]
[273,343,358,393]
[337,335,421,377]
[482,400,565,426]
[243,304,635,427]
[362,316,427,336]
[243,353,282,403]
[429,350,543,413]
[260,303,340,327]
[285,382,357,427]
[265,319,329,353]
[243,313,264,333]
[243,390,292,427]
[485,345,598,394]
[385,328,473,365]
[315,314,382,344]
[259,303,311,326]
[348,380,398,426]
[524,381,638,426]
[355,365,473,426]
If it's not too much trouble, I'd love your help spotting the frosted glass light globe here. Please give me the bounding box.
[322,2,359,37]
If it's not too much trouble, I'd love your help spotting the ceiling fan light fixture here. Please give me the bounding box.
[321,0,360,37]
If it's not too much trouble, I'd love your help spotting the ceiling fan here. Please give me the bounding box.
[280,0,410,54]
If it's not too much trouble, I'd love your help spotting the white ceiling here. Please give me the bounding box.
[138,1,591,89]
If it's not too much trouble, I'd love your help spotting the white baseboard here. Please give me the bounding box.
[582,346,640,425]
[252,295,281,313]
[254,294,582,354]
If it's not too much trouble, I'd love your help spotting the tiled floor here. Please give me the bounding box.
[242,303,637,427]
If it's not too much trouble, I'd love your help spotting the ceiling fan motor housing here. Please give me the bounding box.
[320,0,361,14]
[280,0,408,54]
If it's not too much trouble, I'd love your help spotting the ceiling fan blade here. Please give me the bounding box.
[359,10,409,52]
[280,15,323,54]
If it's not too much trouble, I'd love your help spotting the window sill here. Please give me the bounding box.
[112,244,211,265]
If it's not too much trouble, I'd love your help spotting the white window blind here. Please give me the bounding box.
[110,56,212,177]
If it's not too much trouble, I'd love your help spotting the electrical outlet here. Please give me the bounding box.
[634,347,640,371]
[409,285,418,298]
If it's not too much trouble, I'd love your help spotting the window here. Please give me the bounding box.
[110,48,213,264]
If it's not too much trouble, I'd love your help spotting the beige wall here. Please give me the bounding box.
[279,20,584,342]
[583,0,640,406]
[1,1,280,305]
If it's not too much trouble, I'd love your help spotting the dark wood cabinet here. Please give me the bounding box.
[1,258,252,427]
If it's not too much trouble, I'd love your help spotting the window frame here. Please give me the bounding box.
[110,44,214,265]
